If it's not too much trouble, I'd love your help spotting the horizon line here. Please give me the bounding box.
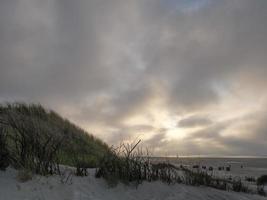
[152,155,267,159]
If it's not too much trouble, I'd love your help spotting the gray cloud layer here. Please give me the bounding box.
[1,0,267,156]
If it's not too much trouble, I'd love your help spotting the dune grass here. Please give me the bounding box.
[0,102,109,175]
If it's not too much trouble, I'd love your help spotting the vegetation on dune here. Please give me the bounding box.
[0,125,9,170]
[256,175,267,196]
[95,140,158,186]
[257,175,267,186]
[0,102,109,175]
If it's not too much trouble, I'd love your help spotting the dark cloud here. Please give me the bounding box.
[178,115,212,128]
[1,0,267,155]
[145,129,168,147]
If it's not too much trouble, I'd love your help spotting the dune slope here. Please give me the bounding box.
[0,168,266,200]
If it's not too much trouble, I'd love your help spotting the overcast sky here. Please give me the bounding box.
[1,0,267,156]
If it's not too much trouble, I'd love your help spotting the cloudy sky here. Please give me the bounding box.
[1,0,267,156]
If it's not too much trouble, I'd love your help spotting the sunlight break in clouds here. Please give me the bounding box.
[1,0,267,156]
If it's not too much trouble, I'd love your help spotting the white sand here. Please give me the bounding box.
[0,168,266,200]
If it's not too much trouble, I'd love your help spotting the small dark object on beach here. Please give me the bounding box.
[226,166,231,171]
[218,167,222,171]
[193,165,199,169]
[241,165,243,169]
[202,166,206,170]
[245,176,256,182]
[208,167,213,171]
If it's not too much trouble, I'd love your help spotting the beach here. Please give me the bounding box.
[155,157,267,177]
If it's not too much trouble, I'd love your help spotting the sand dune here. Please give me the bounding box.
[0,168,266,200]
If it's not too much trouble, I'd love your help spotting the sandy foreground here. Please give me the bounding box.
[0,168,266,200]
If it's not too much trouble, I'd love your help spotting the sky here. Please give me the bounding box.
[1,0,267,156]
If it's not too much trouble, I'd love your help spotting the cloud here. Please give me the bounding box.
[178,115,212,128]
[1,0,267,155]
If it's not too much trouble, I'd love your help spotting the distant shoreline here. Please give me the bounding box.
[152,156,267,159]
